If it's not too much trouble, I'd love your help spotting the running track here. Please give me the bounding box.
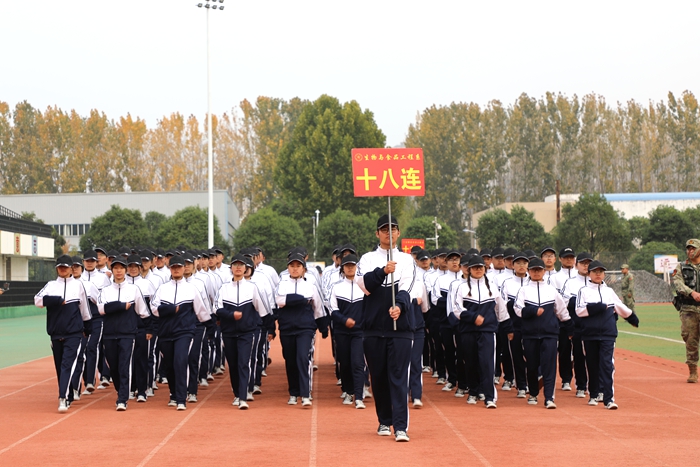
[1,336,699,466]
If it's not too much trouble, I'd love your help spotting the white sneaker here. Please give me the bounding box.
[85,383,95,393]
[152,382,159,390]
[562,382,572,391]
[213,367,224,376]
[261,370,267,377]
[58,398,68,413]
[478,393,485,401]
[485,400,497,409]
[441,382,454,392]
[413,398,423,408]
[176,403,186,411]
[339,391,347,399]
[363,386,373,399]
[81,388,92,396]
[431,371,439,378]
[528,396,538,405]
[576,389,586,398]
[395,431,409,442]
[232,397,240,406]
[545,400,557,409]
[301,397,312,407]
[436,378,446,385]
[199,378,209,387]
[247,392,255,401]
[239,400,249,410]
[73,389,81,401]
[161,377,168,384]
[207,374,215,381]
[253,385,262,395]
[377,424,392,436]
[137,395,147,403]
[605,401,618,410]
[422,366,431,373]
[501,381,512,391]
[517,389,527,398]
[454,388,466,398]
[187,394,197,403]
[596,393,604,402]
[116,402,127,411]
[167,400,177,407]
[343,394,354,405]
[312,365,318,371]
[288,396,298,405]
[129,392,136,400]
[356,399,366,409]
[336,379,342,386]
[146,388,155,397]
[588,398,599,406]
[467,395,477,405]
[493,376,500,385]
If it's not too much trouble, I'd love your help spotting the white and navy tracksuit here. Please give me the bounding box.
[70,278,100,394]
[248,272,275,392]
[452,276,512,404]
[500,275,529,390]
[186,274,211,397]
[98,280,151,405]
[431,271,464,388]
[215,278,271,400]
[81,270,112,385]
[424,269,446,379]
[355,247,415,433]
[409,278,429,401]
[275,277,327,399]
[35,276,92,402]
[151,278,213,405]
[515,280,573,403]
[329,277,366,401]
[561,273,589,392]
[126,275,156,399]
[575,280,634,405]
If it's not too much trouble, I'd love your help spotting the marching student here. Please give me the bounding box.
[355,214,415,442]
[408,267,429,406]
[35,255,92,413]
[499,252,530,396]
[95,247,111,277]
[329,254,367,409]
[575,260,639,409]
[275,253,328,408]
[139,250,161,397]
[414,249,434,376]
[150,255,214,411]
[425,248,447,383]
[68,257,99,401]
[255,247,280,289]
[206,248,225,376]
[81,250,113,390]
[540,247,558,286]
[515,258,573,409]
[215,254,272,409]
[182,253,211,403]
[452,255,512,408]
[98,255,151,411]
[494,248,516,292]
[553,247,576,292]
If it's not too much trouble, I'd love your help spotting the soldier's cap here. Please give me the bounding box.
[540,246,556,257]
[466,255,485,268]
[686,239,700,249]
[140,250,153,261]
[513,251,529,263]
[110,256,127,269]
[576,252,593,263]
[182,252,195,264]
[410,245,422,254]
[621,263,629,269]
[287,253,306,267]
[416,249,430,261]
[340,243,357,255]
[118,246,131,257]
[126,254,142,266]
[491,247,505,258]
[83,250,97,261]
[230,254,247,266]
[480,248,492,258]
[376,214,399,230]
[524,250,537,259]
[341,254,359,267]
[107,250,119,259]
[71,256,83,267]
[503,247,518,259]
[446,250,461,259]
[169,255,185,267]
[94,247,107,256]
[527,258,545,270]
[559,247,575,258]
[588,260,606,272]
[55,255,72,268]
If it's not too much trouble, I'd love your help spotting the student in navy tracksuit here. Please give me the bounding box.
[215,254,272,410]
[329,254,367,409]
[150,255,214,411]
[355,215,415,443]
[515,258,573,409]
[275,253,328,407]
[499,252,530,397]
[575,260,640,409]
[35,255,92,413]
[452,255,512,408]
[98,255,151,411]
[408,262,429,408]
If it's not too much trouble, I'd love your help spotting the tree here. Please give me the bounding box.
[315,209,378,260]
[628,241,683,274]
[645,205,695,249]
[475,207,549,250]
[403,216,458,250]
[154,206,227,251]
[627,216,650,246]
[684,206,700,239]
[274,95,399,218]
[21,211,66,256]
[233,208,304,261]
[144,211,167,245]
[79,205,150,251]
[552,193,632,256]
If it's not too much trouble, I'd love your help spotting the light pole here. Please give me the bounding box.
[463,228,477,249]
[429,217,441,249]
[314,210,320,261]
[196,0,224,247]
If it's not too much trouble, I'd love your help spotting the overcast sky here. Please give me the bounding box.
[2,0,698,146]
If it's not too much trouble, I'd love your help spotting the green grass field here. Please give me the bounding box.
[0,304,689,369]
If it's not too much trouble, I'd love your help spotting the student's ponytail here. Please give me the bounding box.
[467,270,473,297]
[484,274,493,297]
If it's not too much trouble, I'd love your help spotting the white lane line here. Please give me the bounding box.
[425,397,492,467]
[136,379,224,467]
[619,357,686,377]
[618,330,684,344]
[309,340,320,467]
[0,377,54,400]
[0,356,52,371]
[0,393,111,456]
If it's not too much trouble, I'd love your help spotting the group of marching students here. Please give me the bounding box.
[35,213,640,442]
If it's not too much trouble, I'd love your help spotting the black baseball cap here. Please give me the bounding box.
[480,248,492,258]
[588,260,606,272]
[287,253,306,267]
[94,247,107,256]
[140,250,153,261]
[182,252,195,264]
[410,245,422,254]
[126,254,142,266]
[416,249,430,261]
[169,255,185,267]
[467,255,485,267]
[540,246,556,257]
[513,251,529,262]
[71,256,83,267]
[111,256,127,269]
[527,258,545,269]
[503,247,517,259]
[559,247,575,258]
[83,250,97,261]
[576,252,593,262]
[524,250,537,259]
[55,255,72,268]
[446,250,461,259]
[107,250,119,259]
[341,254,359,267]
[230,254,247,265]
[491,247,505,258]
[376,214,399,230]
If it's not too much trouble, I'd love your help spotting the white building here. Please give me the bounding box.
[0,206,55,281]
[544,192,700,219]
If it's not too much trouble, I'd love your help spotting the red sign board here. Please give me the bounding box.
[401,238,425,254]
[352,148,425,197]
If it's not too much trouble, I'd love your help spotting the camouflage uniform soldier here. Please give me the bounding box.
[672,239,700,383]
[620,264,635,312]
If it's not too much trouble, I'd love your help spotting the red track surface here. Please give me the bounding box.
[2,337,699,466]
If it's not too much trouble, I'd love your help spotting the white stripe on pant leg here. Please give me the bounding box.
[65,340,83,399]
[186,338,194,396]
[611,342,616,402]
[94,322,104,383]
[247,335,256,392]
[196,328,205,380]
[128,339,135,397]
[491,333,497,402]
[406,338,413,431]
